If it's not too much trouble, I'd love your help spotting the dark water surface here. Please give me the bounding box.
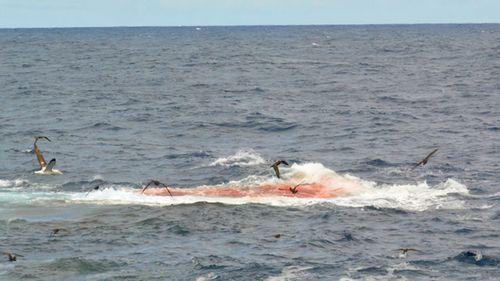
[1,25,499,280]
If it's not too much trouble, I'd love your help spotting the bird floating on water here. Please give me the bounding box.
[3,252,23,262]
[271,160,289,179]
[85,185,100,196]
[50,228,70,237]
[412,148,438,170]
[33,136,62,175]
[280,180,304,194]
[141,179,173,197]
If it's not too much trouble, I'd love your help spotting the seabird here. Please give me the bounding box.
[50,228,69,237]
[274,234,282,239]
[85,185,100,196]
[279,180,304,194]
[3,252,23,262]
[271,160,289,179]
[412,148,438,170]
[397,248,418,255]
[141,179,173,197]
[33,136,62,175]
[289,183,300,194]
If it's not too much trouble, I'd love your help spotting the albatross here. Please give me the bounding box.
[412,148,438,170]
[33,136,62,175]
[271,160,289,179]
[141,179,173,197]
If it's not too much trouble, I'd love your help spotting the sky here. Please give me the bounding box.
[1,0,500,28]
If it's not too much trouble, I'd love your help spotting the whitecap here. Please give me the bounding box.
[209,150,266,167]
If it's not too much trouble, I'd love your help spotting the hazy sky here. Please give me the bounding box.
[1,0,500,28]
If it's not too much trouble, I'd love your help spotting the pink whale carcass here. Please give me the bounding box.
[142,178,353,198]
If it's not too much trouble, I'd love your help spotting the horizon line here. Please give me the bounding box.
[1,22,499,30]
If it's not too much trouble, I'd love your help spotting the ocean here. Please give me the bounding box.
[0,24,499,280]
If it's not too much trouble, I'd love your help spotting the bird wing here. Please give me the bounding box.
[34,144,48,169]
[281,160,289,166]
[45,158,56,171]
[86,186,99,196]
[161,184,173,198]
[397,248,418,252]
[34,136,51,145]
[142,181,153,193]
[412,148,438,169]
[293,179,305,190]
[425,148,438,161]
[273,165,280,178]
[411,160,424,170]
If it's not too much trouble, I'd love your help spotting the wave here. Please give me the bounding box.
[452,250,500,266]
[0,163,470,212]
[210,150,266,167]
[0,179,27,188]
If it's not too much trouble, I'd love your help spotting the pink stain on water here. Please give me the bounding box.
[143,177,359,198]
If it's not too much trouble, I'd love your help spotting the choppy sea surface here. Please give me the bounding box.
[0,24,499,280]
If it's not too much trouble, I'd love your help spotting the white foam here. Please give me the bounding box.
[265,266,313,281]
[210,150,266,167]
[283,162,338,182]
[195,272,218,281]
[0,190,71,205]
[0,163,471,211]
[0,179,27,188]
[332,178,468,212]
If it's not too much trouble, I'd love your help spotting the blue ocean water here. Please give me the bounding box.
[0,24,499,280]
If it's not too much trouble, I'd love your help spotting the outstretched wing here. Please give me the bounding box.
[34,144,47,169]
[272,165,280,178]
[35,136,51,144]
[141,181,153,193]
[160,184,174,198]
[411,160,424,170]
[424,149,438,162]
[412,148,438,170]
[45,158,56,171]
[281,160,289,166]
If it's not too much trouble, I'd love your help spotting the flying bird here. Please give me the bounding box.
[141,179,173,197]
[397,248,419,255]
[412,148,438,170]
[271,160,289,179]
[33,136,62,175]
[3,252,23,262]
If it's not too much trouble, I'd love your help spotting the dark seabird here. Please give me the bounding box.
[85,185,100,196]
[141,179,173,197]
[33,136,62,175]
[274,234,282,239]
[271,160,289,179]
[50,228,69,237]
[412,148,438,170]
[397,248,418,255]
[280,180,304,194]
[3,252,23,262]
[289,182,301,194]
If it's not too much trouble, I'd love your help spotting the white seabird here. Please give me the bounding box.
[33,136,62,175]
